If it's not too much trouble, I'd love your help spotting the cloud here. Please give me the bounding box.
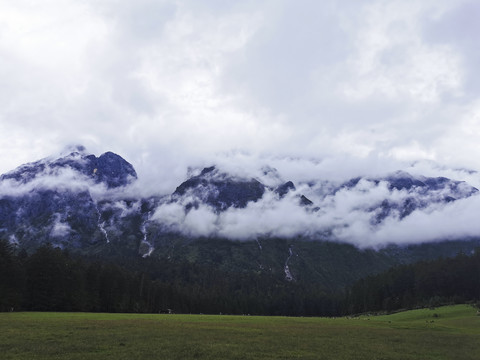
[0,168,93,197]
[355,195,480,247]
[1,0,480,180]
[2,0,480,247]
[149,164,480,248]
[50,214,72,238]
[340,0,462,103]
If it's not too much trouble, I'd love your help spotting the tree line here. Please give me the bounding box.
[1,238,479,316]
[0,239,339,316]
[344,250,480,314]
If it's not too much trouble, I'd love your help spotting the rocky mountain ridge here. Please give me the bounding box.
[1,147,479,267]
[0,145,137,188]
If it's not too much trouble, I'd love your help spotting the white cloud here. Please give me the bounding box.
[147,166,480,247]
[358,194,480,247]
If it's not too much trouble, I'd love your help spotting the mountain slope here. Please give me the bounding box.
[1,147,480,291]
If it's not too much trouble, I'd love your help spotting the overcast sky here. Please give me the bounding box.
[1,0,480,191]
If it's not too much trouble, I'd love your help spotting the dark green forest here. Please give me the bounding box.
[0,239,339,316]
[1,238,479,316]
[345,250,480,314]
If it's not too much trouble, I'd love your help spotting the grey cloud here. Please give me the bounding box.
[2,0,480,247]
[422,0,480,98]
[1,0,478,174]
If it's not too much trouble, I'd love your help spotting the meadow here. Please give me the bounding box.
[1,305,479,360]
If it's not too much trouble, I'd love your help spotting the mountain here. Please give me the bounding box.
[172,166,266,211]
[0,146,138,250]
[1,147,480,291]
[1,145,137,187]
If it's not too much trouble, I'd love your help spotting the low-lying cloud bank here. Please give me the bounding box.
[150,189,480,248]
[147,158,480,248]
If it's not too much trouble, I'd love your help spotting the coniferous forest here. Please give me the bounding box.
[0,239,339,316]
[1,238,479,316]
[344,250,480,314]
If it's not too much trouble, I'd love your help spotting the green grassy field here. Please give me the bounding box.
[1,305,479,360]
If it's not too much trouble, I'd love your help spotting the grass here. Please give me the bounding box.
[1,305,479,359]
